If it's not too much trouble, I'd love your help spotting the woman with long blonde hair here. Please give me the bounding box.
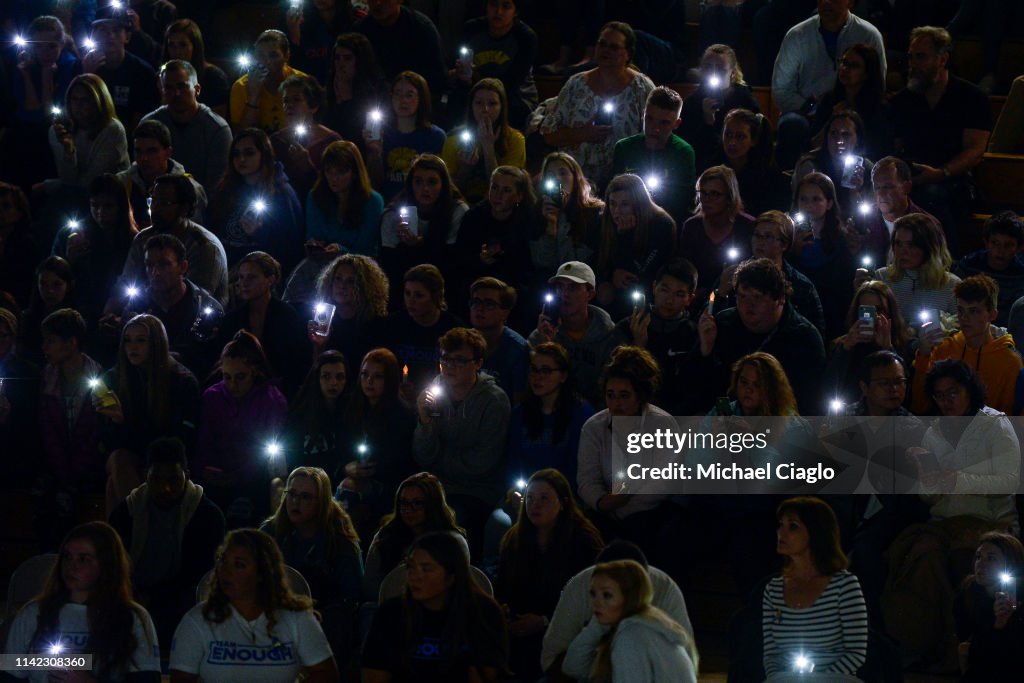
[563,559,698,683]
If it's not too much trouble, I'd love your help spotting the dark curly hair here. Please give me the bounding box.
[601,345,661,407]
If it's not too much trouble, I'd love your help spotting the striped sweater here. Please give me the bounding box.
[762,570,868,676]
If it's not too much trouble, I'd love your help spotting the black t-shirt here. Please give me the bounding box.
[890,75,992,167]
[378,309,462,388]
[97,51,160,126]
[355,7,447,97]
[361,596,506,682]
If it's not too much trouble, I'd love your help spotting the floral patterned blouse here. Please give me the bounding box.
[540,70,655,190]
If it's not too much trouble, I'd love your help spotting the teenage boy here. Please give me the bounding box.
[611,86,696,224]
[955,211,1024,326]
[529,261,620,406]
[614,259,710,414]
[913,274,1021,414]
[469,277,529,404]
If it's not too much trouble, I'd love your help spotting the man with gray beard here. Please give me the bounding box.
[889,26,991,254]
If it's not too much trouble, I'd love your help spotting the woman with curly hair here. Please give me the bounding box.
[4,521,161,682]
[260,466,362,609]
[361,531,508,681]
[362,472,467,601]
[308,253,389,372]
[531,152,604,284]
[169,528,338,682]
[208,128,303,272]
[563,559,697,683]
[497,468,604,678]
[577,346,675,559]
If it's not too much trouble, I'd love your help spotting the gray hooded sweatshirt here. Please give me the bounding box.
[413,371,511,506]
[563,614,697,683]
[528,304,619,406]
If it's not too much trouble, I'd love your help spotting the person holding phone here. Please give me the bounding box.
[911,275,1021,415]
[823,280,912,402]
[230,30,308,133]
[954,532,1024,681]
[679,44,760,171]
[540,22,655,191]
[883,359,1020,670]
[531,152,604,291]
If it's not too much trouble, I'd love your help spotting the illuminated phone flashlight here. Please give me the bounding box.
[50,105,63,118]
[793,212,806,225]
[843,154,857,169]
[858,201,872,216]
[290,0,302,7]
[265,440,281,458]
[428,382,443,417]
[460,129,474,147]
[543,178,557,193]
[87,377,101,390]
[399,206,409,220]
[602,101,614,116]
[111,0,124,9]
[645,174,661,192]
[83,37,96,51]
[357,442,369,461]
[726,247,740,261]
[237,54,252,69]
[314,301,329,316]
[251,199,267,215]
[203,306,214,317]
[829,398,845,415]
[14,35,26,48]
[544,293,554,304]
[707,74,722,90]
[48,642,64,655]
[861,255,873,268]
[1001,571,1014,586]
[294,124,307,137]
[67,218,80,231]
[125,285,139,299]
[516,478,527,491]
[631,289,644,305]
[918,310,932,323]
[793,653,814,673]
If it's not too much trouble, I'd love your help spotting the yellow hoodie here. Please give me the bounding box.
[912,330,1023,415]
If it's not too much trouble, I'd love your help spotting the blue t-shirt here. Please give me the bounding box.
[381,125,446,200]
[482,327,530,400]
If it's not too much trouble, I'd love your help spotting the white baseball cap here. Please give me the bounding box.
[549,261,596,288]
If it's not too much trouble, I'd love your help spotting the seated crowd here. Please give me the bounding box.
[2,0,1024,681]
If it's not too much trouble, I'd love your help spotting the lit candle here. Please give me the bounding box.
[708,291,716,315]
